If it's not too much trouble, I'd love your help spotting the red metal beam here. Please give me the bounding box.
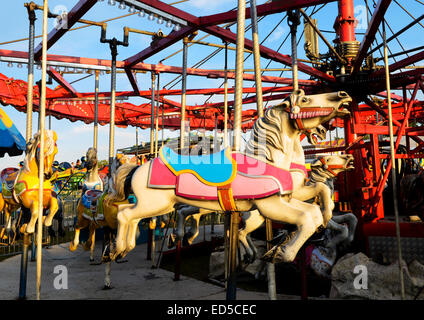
[351,0,392,74]
[203,25,336,82]
[34,0,98,60]
[199,0,337,27]
[47,67,80,97]
[125,26,196,68]
[133,0,199,25]
[371,50,424,76]
[125,68,140,95]
[0,49,304,85]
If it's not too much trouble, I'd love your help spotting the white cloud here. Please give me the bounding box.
[267,26,286,43]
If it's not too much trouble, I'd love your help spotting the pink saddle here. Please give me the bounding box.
[148,154,294,200]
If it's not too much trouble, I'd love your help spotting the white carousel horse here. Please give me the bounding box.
[110,89,352,263]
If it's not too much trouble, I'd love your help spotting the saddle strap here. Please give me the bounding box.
[217,184,237,212]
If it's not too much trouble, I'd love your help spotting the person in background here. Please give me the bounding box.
[80,156,86,169]
[71,162,75,169]
[75,159,81,169]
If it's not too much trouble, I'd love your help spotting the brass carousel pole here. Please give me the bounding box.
[19,1,37,300]
[382,20,405,300]
[250,0,276,301]
[224,42,229,148]
[155,73,160,157]
[36,0,49,300]
[180,37,189,153]
[93,70,100,150]
[150,72,156,157]
[226,0,245,301]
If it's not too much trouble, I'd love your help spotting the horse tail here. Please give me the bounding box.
[104,164,138,206]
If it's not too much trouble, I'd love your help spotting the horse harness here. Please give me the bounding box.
[319,157,345,177]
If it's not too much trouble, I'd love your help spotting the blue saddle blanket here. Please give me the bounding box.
[81,189,103,209]
[159,146,237,186]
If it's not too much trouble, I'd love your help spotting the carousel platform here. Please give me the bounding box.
[0,225,300,300]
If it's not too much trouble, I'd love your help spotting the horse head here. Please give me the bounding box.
[310,154,355,178]
[24,130,58,180]
[85,147,98,171]
[279,89,352,131]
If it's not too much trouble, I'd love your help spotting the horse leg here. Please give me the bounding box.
[44,196,59,227]
[185,213,202,246]
[257,196,323,263]
[332,213,358,245]
[325,219,348,249]
[104,261,112,289]
[70,203,88,251]
[239,210,264,263]
[124,218,142,255]
[292,182,334,227]
[84,223,96,262]
[176,209,186,242]
[25,201,39,234]
[113,198,175,260]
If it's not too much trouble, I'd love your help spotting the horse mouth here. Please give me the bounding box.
[308,132,326,145]
[336,101,352,116]
[44,173,52,180]
[345,158,355,170]
[289,109,333,120]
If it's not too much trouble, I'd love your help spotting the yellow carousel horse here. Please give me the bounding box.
[0,130,59,235]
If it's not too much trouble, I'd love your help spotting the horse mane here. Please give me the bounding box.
[245,105,290,163]
[86,147,97,162]
[104,163,138,206]
[23,130,55,173]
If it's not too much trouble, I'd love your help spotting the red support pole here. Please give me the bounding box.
[337,0,356,42]
[335,0,358,65]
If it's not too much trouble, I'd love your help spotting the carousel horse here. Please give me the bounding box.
[0,130,59,235]
[109,89,352,263]
[168,124,329,248]
[69,153,130,261]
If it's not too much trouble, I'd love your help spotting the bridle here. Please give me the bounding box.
[319,157,346,177]
[284,105,335,131]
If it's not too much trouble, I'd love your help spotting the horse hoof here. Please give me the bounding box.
[24,224,34,235]
[102,255,112,263]
[89,258,94,262]
[69,243,78,252]
[102,284,112,290]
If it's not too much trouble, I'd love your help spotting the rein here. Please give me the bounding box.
[319,157,345,177]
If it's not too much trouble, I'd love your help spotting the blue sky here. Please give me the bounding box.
[0,0,422,169]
